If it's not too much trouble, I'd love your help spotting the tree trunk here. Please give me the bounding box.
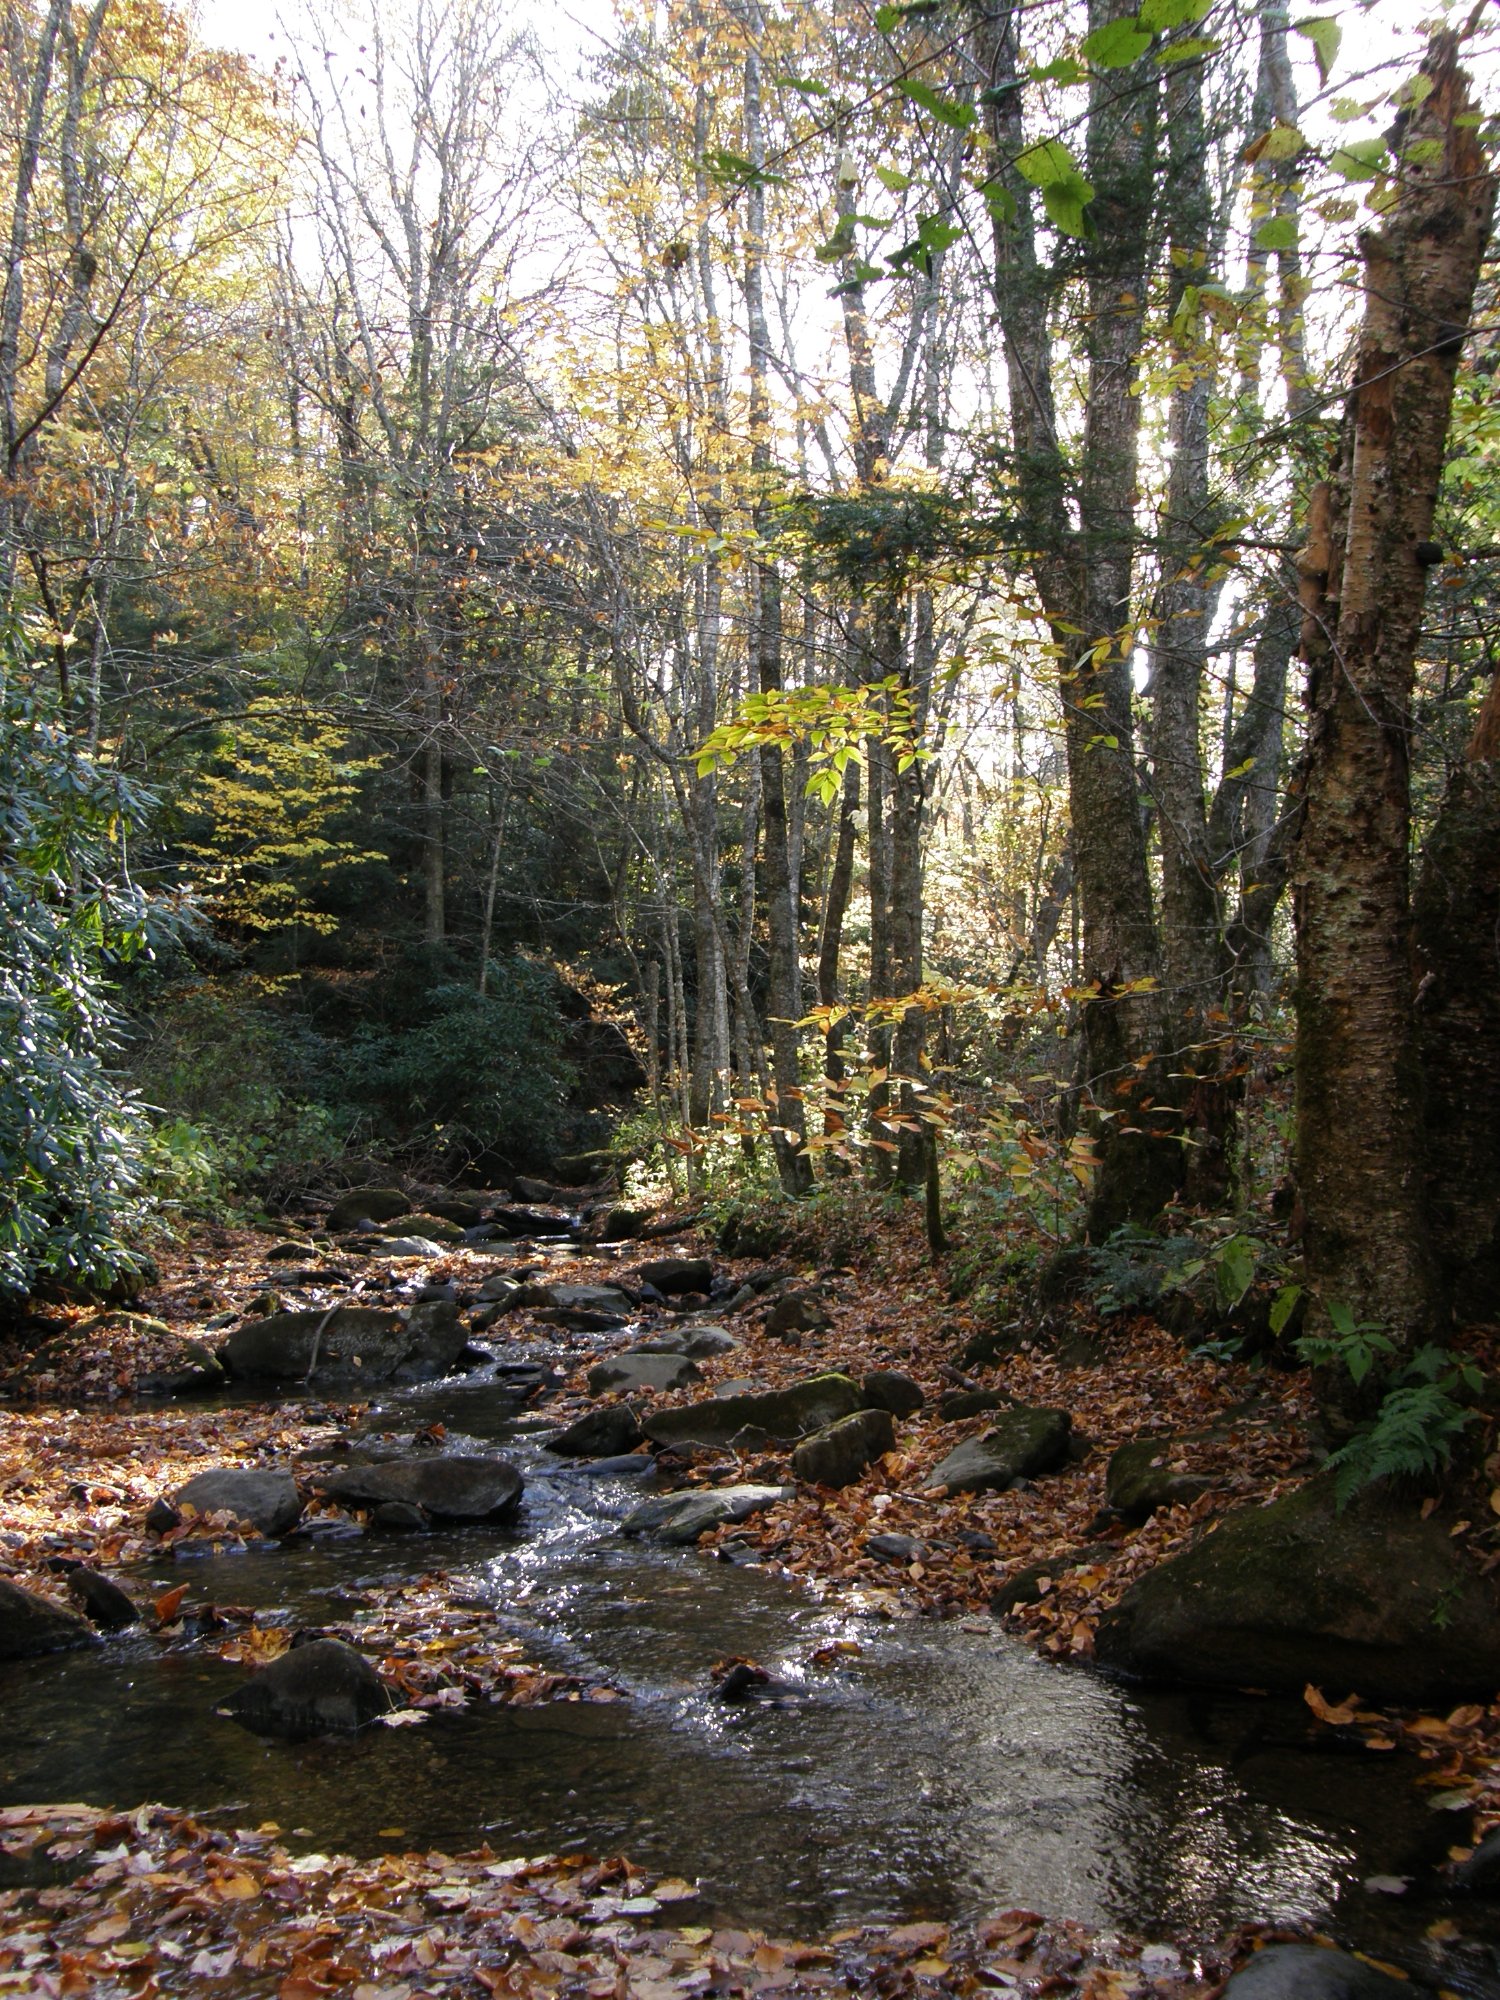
[1415,671,1500,1321]
[1293,33,1494,1420]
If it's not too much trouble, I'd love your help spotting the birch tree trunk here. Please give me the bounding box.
[1293,32,1494,1418]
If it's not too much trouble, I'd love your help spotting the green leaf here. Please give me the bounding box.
[1156,35,1217,63]
[896,78,977,129]
[1250,122,1305,162]
[977,177,1017,223]
[1253,215,1298,250]
[1043,182,1095,238]
[1138,0,1210,26]
[875,162,913,192]
[917,212,962,255]
[701,148,785,190]
[1330,136,1387,181]
[1294,15,1341,86]
[1268,1284,1302,1337]
[874,4,903,29]
[777,73,830,98]
[1014,137,1082,188]
[1081,18,1152,68]
[1024,56,1089,85]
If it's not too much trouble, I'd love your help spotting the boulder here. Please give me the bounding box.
[65,1569,139,1630]
[1219,1946,1413,2000]
[926,1408,1071,1495]
[587,1351,700,1397]
[421,1197,487,1229]
[0,1578,94,1659]
[400,1298,469,1378]
[763,1290,831,1339]
[939,1388,1010,1422]
[225,1307,411,1384]
[490,1206,572,1238]
[551,1282,634,1313]
[371,1501,429,1532]
[546,1405,646,1458]
[644,1373,863,1453]
[862,1370,924,1418]
[621,1483,792,1545]
[135,1336,228,1397]
[368,1236,448,1259]
[513,1177,558,1204]
[792,1408,896,1488]
[326,1187,410,1232]
[478,1272,522,1302]
[597,1208,647,1243]
[1094,1475,1500,1704]
[683,1325,740,1359]
[316,1454,523,1523]
[992,1542,1116,1616]
[1105,1438,1214,1521]
[380,1212,465,1244]
[217,1638,394,1738]
[173,1467,303,1538]
[631,1257,713,1296]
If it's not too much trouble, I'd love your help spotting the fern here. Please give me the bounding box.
[1328,1380,1476,1508]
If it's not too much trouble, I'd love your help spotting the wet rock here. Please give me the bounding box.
[631,1257,713,1296]
[1219,1945,1413,2000]
[400,1298,468,1378]
[490,1205,572,1238]
[0,1578,95,1658]
[173,1467,303,1538]
[1453,1826,1500,1893]
[862,1370,924,1419]
[1095,1475,1500,1704]
[316,1454,523,1523]
[145,1497,181,1536]
[621,1483,792,1545]
[926,1408,1071,1495]
[570,1454,656,1480]
[216,1637,394,1739]
[546,1405,646,1458]
[326,1187,410,1232]
[645,1373,863,1453]
[548,1283,634,1315]
[792,1408,896,1488]
[135,1336,228,1397]
[65,1568,139,1630]
[371,1501,429,1533]
[478,1272,521,1301]
[587,1351,700,1397]
[866,1532,925,1564]
[939,1388,1009,1422]
[225,1306,412,1384]
[763,1289,831,1340]
[1105,1438,1214,1521]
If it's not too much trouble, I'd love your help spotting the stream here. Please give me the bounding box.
[4,1330,1500,1992]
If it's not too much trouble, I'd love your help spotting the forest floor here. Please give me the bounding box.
[0,1198,1498,1998]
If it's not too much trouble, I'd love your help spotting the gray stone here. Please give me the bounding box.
[546,1405,645,1458]
[621,1483,791,1545]
[598,1208,647,1242]
[422,1197,487,1229]
[550,1283,634,1314]
[644,1373,863,1453]
[866,1533,924,1564]
[490,1206,572,1238]
[588,1351,700,1396]
[402,1298,468,1375]
[792,1408,896,1488]
[479,1272,522,1302]
[226,1307,414,1384]
[939,1388,1010,1422]
[381,1212,465,1244]
[217,1638,394,1738]
[1219,1946,1412,2000]
[0,1578,94,1659]
[862,1370,924,1418]
[317,1455,523,1523]
[1095,1475,1500,1704]
[173,1467,303,1537]
[631,1257,713,1295]
[926,1408,1071,1495]
[1105,1438,1214,1521]
[763,1290,831,1339]
[326,1187,411,1231]
[1453,1826,1500,1893]
[371,1501,429,1532]
[684,1325,741,1358]
[368,1236,448,1259]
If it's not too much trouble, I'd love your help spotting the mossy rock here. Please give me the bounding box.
[644,1372,863,1453]
[925,1408,1071,1495]
[379,1212,465,1244]
[326,1187,411,1231]
[1105,1438,1214,1521]
[1095,1473,1500,1704]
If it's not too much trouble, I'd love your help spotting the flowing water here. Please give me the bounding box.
[3,1349,1498,1990]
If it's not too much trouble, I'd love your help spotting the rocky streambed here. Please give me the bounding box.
[2,1191,1499,1996]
